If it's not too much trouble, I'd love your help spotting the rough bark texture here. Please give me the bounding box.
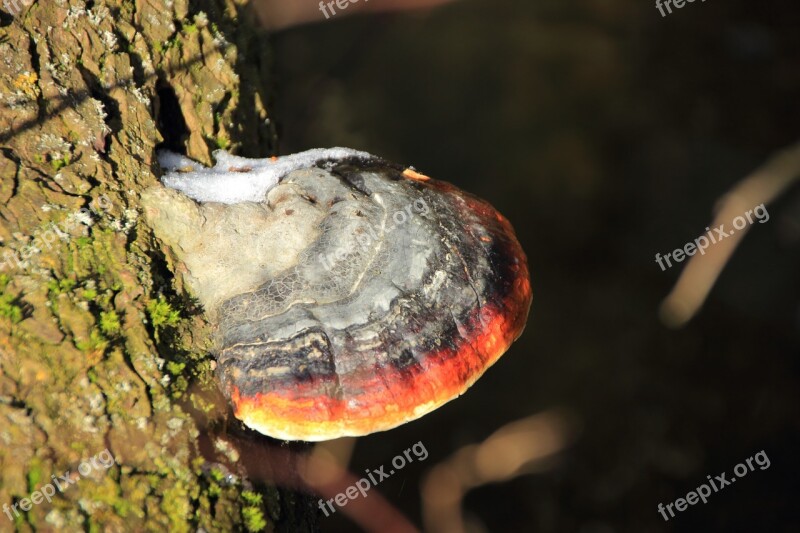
[0,0,313,530]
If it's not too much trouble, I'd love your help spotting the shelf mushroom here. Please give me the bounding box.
[142,148,532,441]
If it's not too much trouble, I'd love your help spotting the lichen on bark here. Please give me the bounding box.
[0,0,307,530]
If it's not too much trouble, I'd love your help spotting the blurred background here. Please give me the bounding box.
[256,0,800,531]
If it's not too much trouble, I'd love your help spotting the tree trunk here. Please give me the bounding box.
[0,0,312,530]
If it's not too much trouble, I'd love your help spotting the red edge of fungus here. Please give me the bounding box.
[229,175,532,441]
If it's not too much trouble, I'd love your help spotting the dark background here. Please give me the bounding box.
[265,0,800,531]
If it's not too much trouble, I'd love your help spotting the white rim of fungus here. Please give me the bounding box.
[158,148,373,204]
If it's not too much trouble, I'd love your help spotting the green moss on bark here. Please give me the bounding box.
[0,0,294,530]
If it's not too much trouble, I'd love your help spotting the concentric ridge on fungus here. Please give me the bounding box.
[142,148,532,441]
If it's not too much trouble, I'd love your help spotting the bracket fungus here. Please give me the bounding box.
[142,148,532,441]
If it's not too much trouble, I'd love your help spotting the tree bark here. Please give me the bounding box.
[0,0,311,530]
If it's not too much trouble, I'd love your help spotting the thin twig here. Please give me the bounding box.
[660,140,800,327]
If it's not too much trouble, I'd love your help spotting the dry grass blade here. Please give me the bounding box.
[420,410,578,533]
